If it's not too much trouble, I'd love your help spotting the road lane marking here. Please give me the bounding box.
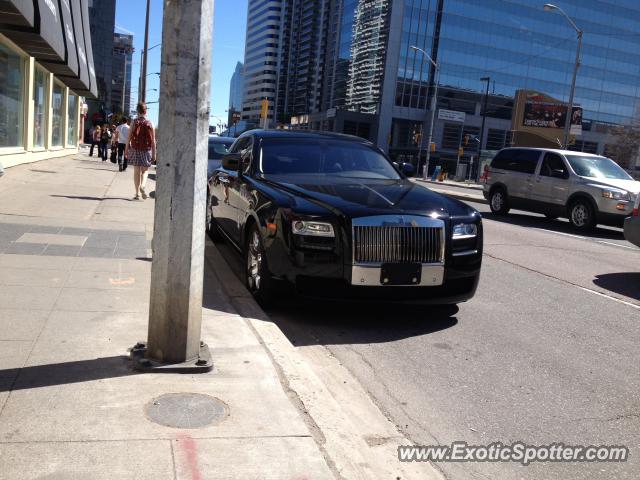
[537,229,586,240]
[576,286,640,310]
[596,241,639,250]
[485,253,640,311]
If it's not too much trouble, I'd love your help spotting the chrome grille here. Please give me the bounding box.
[353,225,444,264]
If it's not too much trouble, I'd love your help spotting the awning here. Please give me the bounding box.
[40,0,79,79]
[0,0,65,62]
[59,0,92,97]
[0,0,34,28]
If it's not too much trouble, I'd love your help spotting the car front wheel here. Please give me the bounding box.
[206,191,223,242]
[489,188,510,215]
[568,199,596,231]
[246,224,273,305]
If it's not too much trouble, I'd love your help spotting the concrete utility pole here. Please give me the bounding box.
[132,0,213,372]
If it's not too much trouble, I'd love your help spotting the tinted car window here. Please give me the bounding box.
[259,139,400,180]
[208,141,230,160]
[491,149,540,174]
[540,153,567,177]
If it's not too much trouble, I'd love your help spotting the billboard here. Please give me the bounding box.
[523,102,582,130]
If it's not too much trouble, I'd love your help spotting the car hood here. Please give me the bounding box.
[584,178,640,195]
[263,175,476,218]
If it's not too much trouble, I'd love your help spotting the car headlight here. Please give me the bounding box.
[292,220,335,237]
[602,188,630,201]
[452,223,477,239]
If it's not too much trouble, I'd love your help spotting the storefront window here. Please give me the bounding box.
[67,94,77,146]
[0,42,25,148]
[51,82,64,146]
[33,67,48,148]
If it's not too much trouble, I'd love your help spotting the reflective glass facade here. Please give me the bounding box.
[397,0,640,126]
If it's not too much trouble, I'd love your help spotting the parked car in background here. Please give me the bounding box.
[208,136,234,178]
[624,194,640,247]
[206,130,483,305]
[483,148,640,230]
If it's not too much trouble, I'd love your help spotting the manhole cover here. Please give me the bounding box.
[145,393,228,428]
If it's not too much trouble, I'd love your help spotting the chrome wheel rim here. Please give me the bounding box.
[491,192,503,211]
[247,231,262,291]
[572,204,588,227]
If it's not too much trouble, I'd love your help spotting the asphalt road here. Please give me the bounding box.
[216,199,640,480]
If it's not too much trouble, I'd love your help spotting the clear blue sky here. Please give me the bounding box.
[115,0,247,127]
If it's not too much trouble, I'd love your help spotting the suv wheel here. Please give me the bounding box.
[246,224,273,305]
[568,199,596,231]
[489,188,510,215]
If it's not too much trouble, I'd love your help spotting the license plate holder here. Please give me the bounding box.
[380,263,421,286]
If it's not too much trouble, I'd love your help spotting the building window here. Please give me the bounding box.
[51,82,64,147]
[442,123,462,150]
[67,94,77,146]
[0,42,25,148]
[486,129,507,151]
[33,67,48,148]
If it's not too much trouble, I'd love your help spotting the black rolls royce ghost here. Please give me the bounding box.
[206,130,482,305]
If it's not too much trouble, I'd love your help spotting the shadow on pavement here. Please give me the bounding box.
[593,272,640,301]
[50,195,133,202]
[265,301,459,347]
[482,211,624,241]
[0,356,136,392]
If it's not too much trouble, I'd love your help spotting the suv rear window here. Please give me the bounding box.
[491,149,540,174]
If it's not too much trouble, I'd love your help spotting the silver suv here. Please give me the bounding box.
[483,148,640,230]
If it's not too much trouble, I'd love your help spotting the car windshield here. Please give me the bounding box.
[566,155,632,180]
[259,138,401,180]
[208,141,231,160]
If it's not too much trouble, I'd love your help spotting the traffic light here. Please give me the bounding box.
[458,147,464,156]
[430,142,436,152]
[464,134,469,146]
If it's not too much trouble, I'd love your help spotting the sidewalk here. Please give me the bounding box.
[0,152,442,479]
[413,177,487,204]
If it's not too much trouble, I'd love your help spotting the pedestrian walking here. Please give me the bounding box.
[125,102,156,200]
[90,125,101,157]
[100,123,111,161]
[115,117,130,172]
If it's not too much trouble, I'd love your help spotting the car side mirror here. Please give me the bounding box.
[221,153,241,170]
[551,169,568,179]
[401,162,415,177]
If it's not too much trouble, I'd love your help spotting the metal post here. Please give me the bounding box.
[455,121,464,180]
[563,31,582,148]
[132,0,214,372]
[476,76,490,182]
[141,0,151,103]
[424,67,439,180]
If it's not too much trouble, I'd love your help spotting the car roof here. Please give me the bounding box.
[499,147,603,157]
[208,136,234,144]
[241,129,374,145]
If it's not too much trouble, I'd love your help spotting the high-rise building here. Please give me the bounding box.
[249,0,640,173]
[87,0,116,120]
[229,61,245,111]
[111,32,134,115]
[241,0,283,125]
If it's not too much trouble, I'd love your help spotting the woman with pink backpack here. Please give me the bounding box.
[125,102,156,200]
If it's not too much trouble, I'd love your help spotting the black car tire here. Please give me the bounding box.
[489,188,510,215]
[568,198,596,231]
[245,223,274,305]
[206,191,223,242]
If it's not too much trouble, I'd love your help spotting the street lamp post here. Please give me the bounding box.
[410,45,439,181]
[544,3,583,148]
[476,76,490,182]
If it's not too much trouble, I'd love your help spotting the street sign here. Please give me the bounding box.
[327,107,336,118]
[438,109,466,123]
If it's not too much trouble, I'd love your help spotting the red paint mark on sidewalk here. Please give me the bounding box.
[177,433,202,480]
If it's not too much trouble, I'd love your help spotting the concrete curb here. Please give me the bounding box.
[427,188,488,205]
[204,241,444,480]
